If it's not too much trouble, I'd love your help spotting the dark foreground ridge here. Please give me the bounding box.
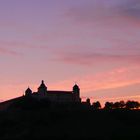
[0,96,140,140]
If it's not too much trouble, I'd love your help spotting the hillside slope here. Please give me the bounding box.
[0,97,140,139]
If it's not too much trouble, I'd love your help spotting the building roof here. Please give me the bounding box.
[47,90,72,95]
[38,80,47,89]
[25,87,32,93]
[73,84,80,90]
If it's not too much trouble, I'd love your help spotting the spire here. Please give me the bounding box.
[38,80,47,95]
[39,80,47,88]
[73,83,79,90]
[73,83,80,94]
[73,83,80,102]
[42,80,44,84]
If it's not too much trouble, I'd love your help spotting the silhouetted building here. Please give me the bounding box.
[25,80,81,103]
[25,87,32,96]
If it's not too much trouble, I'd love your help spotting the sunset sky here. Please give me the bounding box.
[0,0,140,105]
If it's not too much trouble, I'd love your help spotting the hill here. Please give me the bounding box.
[0,97,140,139]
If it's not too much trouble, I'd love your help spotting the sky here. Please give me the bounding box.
[0,0,140,105]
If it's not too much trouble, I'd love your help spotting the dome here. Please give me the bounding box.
[26,87,32,92]
[73,84,80,90]
[38,80,47,89]
[25,87,32,95]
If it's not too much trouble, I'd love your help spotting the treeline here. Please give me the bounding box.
[91,100,140,110]
[4,96,140,111]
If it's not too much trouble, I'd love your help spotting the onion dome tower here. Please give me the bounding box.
[73,84,80,102]
[25,87,32,96]
[38,80,47,95]
[73,84,80,94]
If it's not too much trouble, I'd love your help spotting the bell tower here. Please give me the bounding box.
[73,84,80,102]
[38,80,47,95]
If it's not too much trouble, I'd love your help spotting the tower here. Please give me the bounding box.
[73,84,80,102]
[25,87,32,96]
[38,80,47,95]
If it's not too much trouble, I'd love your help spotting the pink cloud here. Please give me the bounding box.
[49,65,140,95]
[65,0,140,22]
[62,0,140,45]
[0,40,48,51]
[51,49,140,66]
[48,70,140,105]
[31,1,140,65]
[38,2,140,66]
[0,47,20,56]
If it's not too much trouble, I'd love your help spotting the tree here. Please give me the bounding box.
[126,101,140,109]
[92,101,101,109]
[104,102,113,109]
[119,101,125,108]
[86,98,91,106]
[113,101,125,109]
[113,102,120,109]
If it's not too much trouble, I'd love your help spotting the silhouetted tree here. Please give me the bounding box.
[92,101,101,109]
[86,98,91,106]
[113,102,120,109]
[113,101,125,109]
[119,101,125,108]
[104,102,113,109]
[126,100,140,109]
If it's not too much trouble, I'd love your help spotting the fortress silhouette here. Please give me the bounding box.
[25,80,81,103]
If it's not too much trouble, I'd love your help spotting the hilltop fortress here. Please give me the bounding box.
[25,80,81,103]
